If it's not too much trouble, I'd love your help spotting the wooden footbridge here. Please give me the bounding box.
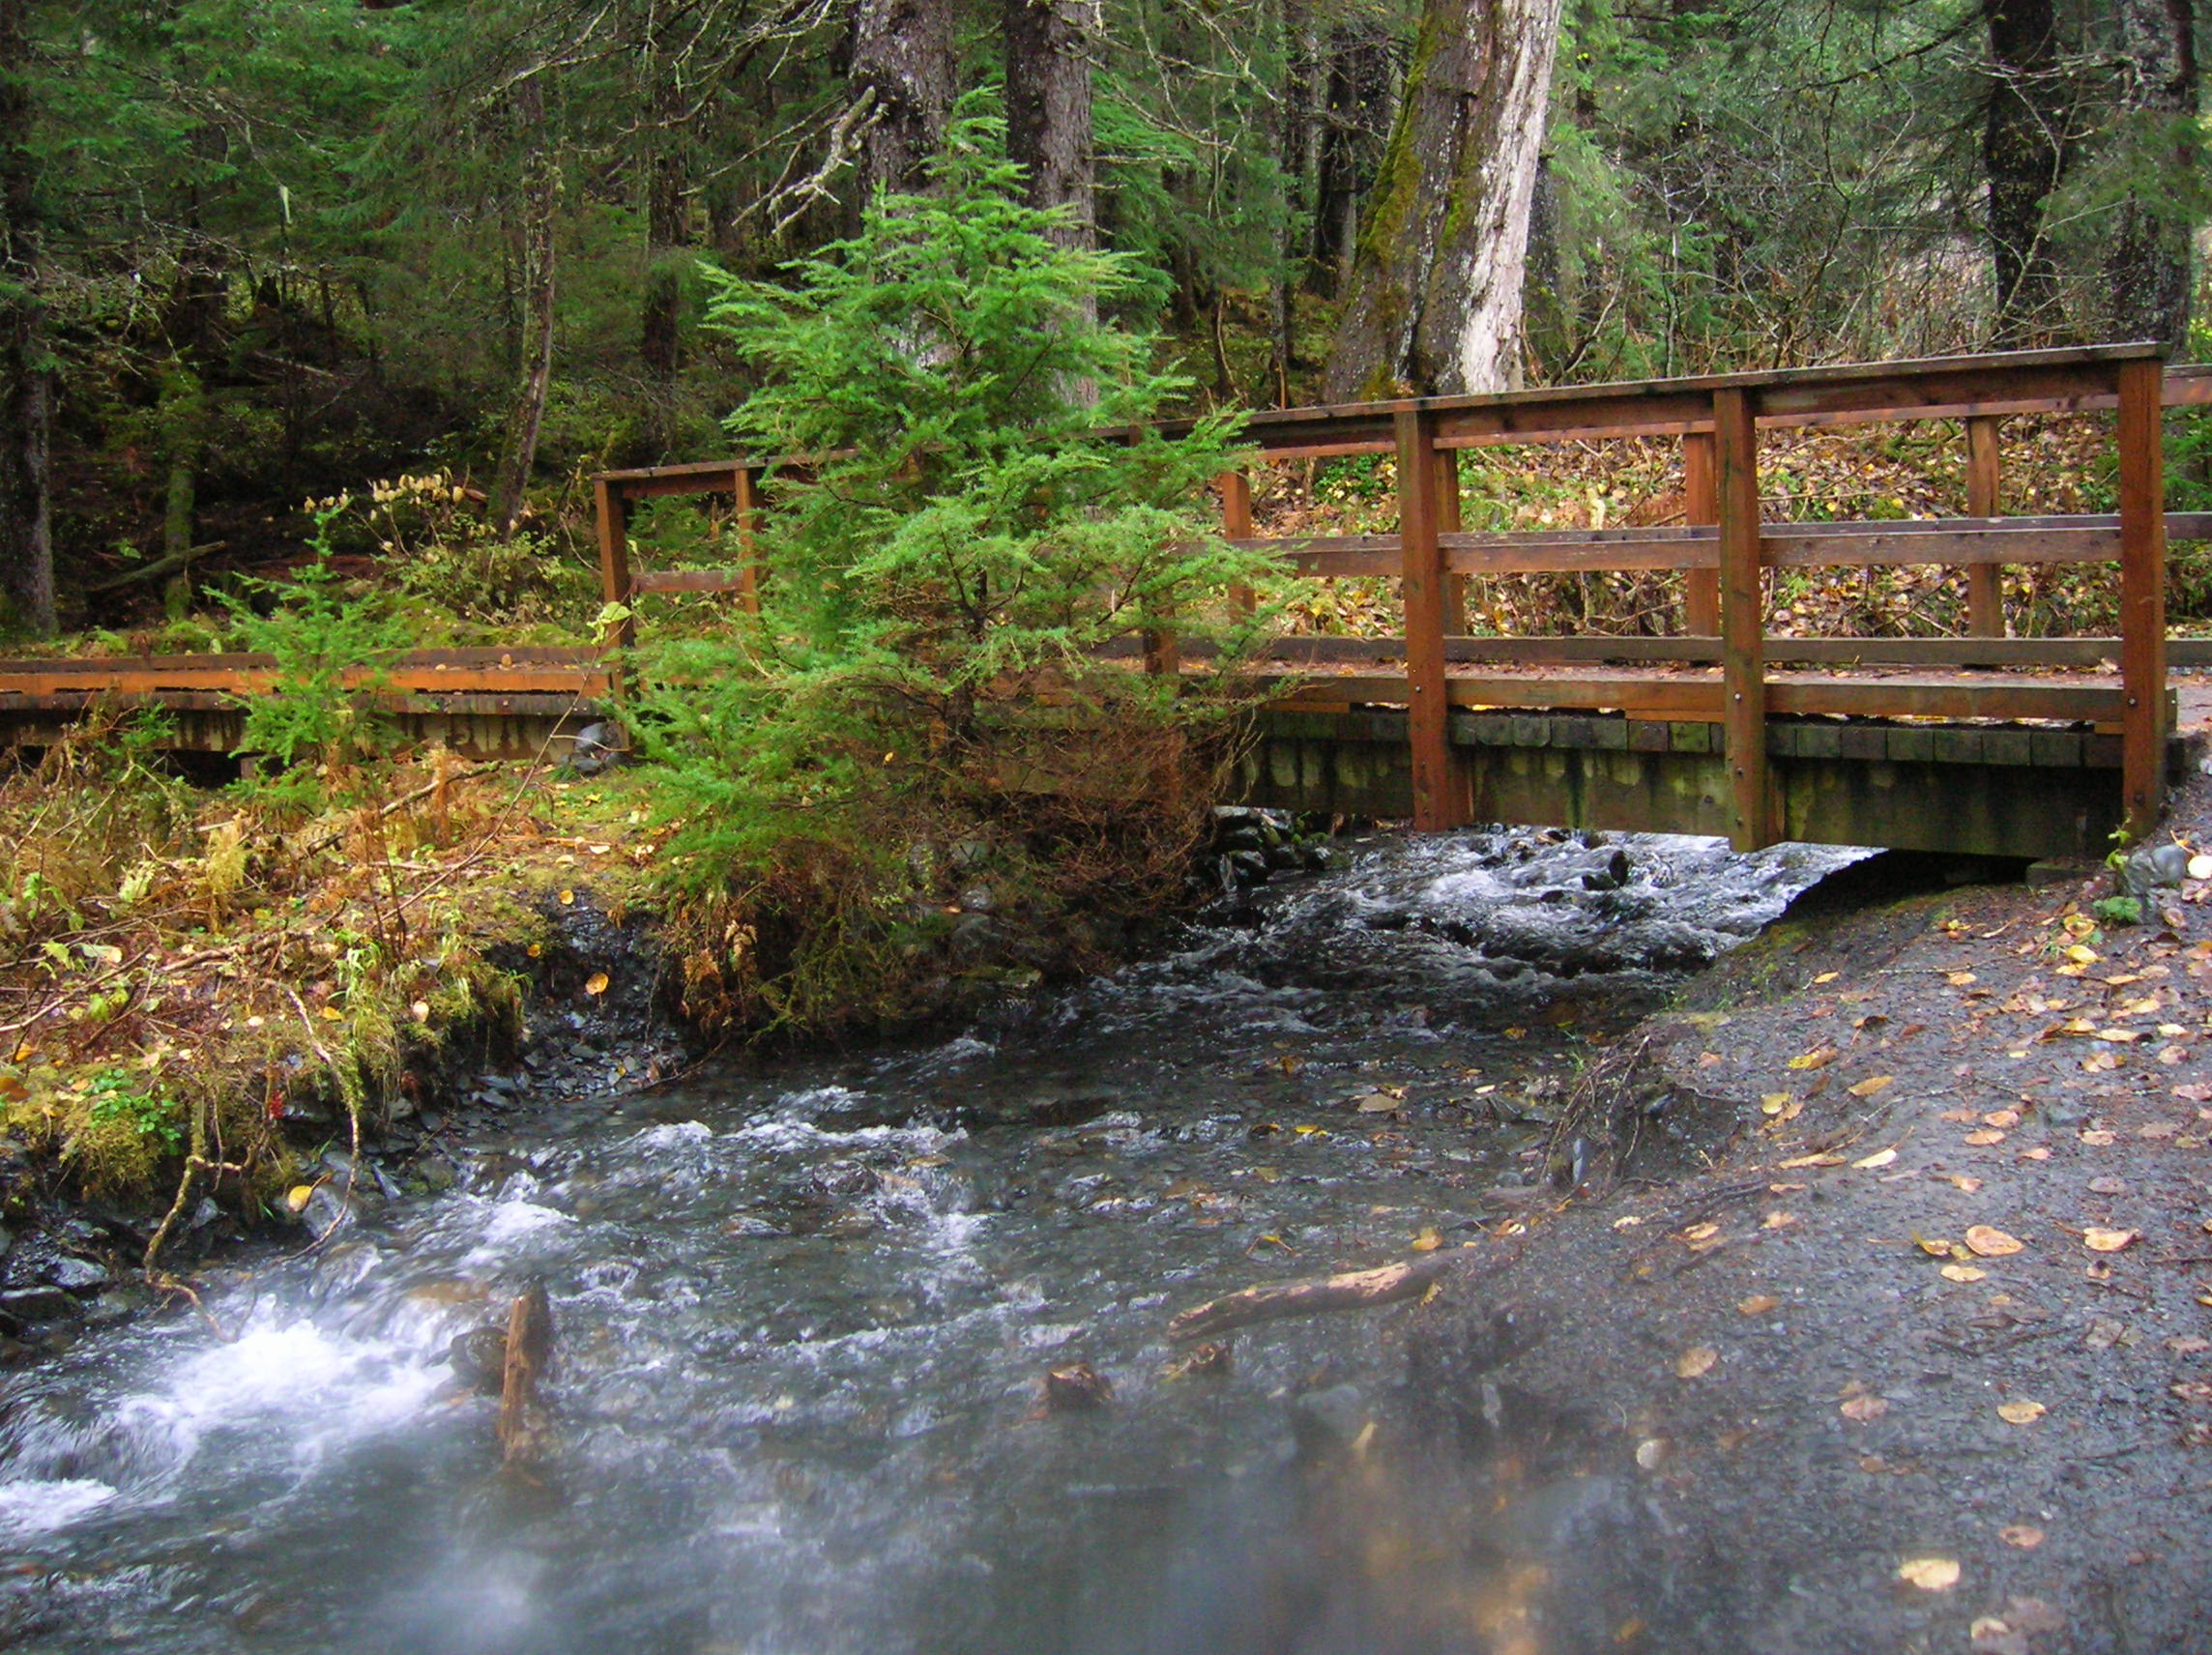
[7,345,2210,860]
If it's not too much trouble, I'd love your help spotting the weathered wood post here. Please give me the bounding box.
[1964,415,2004,636]
[593,478,636,649]
[1220,469,1256,616]
[1713,387,1768,852]
[732,464,764,618]
[1435,447,1468,635]
[1682,430,1720,635]
[2116,355,2168,839]
[1396,406,1463,830]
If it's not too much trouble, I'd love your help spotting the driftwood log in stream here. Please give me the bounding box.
[495,1281,555,1467]
[1166,1253,1462,1344]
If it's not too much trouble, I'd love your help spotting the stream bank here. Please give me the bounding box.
[1399,775,2212,1654]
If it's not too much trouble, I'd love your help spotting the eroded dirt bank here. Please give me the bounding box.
[1391,788,2212,1654]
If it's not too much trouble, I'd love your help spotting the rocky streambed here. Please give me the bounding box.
[0,824,1863,1654]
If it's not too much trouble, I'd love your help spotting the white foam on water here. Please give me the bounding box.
[0,1476,117,1534]
[460,1197,578,1266]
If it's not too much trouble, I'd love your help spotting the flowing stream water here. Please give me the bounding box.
[0,828,1863,1655]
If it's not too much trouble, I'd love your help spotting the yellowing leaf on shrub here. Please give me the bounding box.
[1897,1557,1960,1591]
[2082,1227,2139,1253]
[1848,1076,1895,1099]
[285,1184,316,1213]
[584,972,610,997]
[1965,1226,2025,1258]
[1674,1345,1718,1379]
[1996,1399,2047,1425]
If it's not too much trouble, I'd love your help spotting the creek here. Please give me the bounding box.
[0,827,1861,1654]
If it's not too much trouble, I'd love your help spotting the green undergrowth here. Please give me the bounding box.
[0,709,654,1259]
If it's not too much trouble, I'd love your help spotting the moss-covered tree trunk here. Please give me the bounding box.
[1322,0,1561,399]
[2102,0,2198,349]
[0,0,52,635]
[850,0,953,201]
[1982,0,2071,346]
[492,73,557,538]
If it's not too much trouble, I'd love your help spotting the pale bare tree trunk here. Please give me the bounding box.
[1323,0,1562,399]
[850,0,954,201]
[0,0,53,634]
[493,74,558,538]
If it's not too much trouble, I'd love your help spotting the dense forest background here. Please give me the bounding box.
[0,0,2206,635]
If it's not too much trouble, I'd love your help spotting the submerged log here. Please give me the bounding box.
[495,1280,554,1466]
[1166,1253,1460,1344]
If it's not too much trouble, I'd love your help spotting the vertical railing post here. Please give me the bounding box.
[1713,388,1767,852]
[594,478,636,649]
[1396,406,1462,830]
[2117,356,2168,839]
[1965,415,2004,636]
[1219,469,1256,616]
[733,464,764,618]
[1682,430,1720,636]
[1434,447,1468,635]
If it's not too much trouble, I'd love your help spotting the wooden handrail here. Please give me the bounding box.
[594,346,2182,844]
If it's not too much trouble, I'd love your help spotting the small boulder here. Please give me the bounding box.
[1043,1362,1114,1411]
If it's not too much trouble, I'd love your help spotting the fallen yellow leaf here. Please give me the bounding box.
[1840,1394,1888,1422]
[1675,1346,1718,1379]
[1761,1091,1794,1116]
[1983,1109,2021,1128]
[1778,1151,1846,1169]
[1788,1047,1839,1071]
[1940,1263,1987,1283]
[1852,1147,1899,1170]
[1737,1294,1779,1315]
[1897,1557,1960,1591]
[1411,1227,1443,1253]
[1999,1524,2046,1550]
[285,1184,316,1214]
[2082,1227,2139,1253]
[1964,1128,2007,1147]
[1947,971,1978,987]
[584,971,611,997]
[1996,1399,2047,1425]
[1813,971,1840,984]
[559,888,575,906]
[1965,1226,2024,1258]
[1848,1076,1895,1098]
[1680,1221,1721,1244]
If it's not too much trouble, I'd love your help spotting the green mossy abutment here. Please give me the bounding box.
[1237,707,2194,858]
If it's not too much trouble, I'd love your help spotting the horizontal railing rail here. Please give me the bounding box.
[593,344,2187,849]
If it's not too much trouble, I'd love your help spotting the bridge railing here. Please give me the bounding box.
[594,345,2201,851]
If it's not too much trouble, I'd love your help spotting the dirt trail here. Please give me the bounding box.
[1411,769,2212,1654]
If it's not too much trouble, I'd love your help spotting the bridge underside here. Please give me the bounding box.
[1237,710,2195,859]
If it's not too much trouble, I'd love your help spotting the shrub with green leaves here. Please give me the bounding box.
[224,497,415,794]
[626,122,1286,1036]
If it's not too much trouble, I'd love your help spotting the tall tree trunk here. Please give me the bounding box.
[1982,0,2070,345]
[1324,0,1563,399]
[640,5,689,385]
[2104,0,2199,348]
[493,75,558,538]
[1004,0,1096,243]
[850,0,954,201]
[0,0,51,635]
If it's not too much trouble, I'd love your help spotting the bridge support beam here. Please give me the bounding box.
[1715,387,1769,852]
[2118,356,2168,840]
[1396,407,1466,830]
